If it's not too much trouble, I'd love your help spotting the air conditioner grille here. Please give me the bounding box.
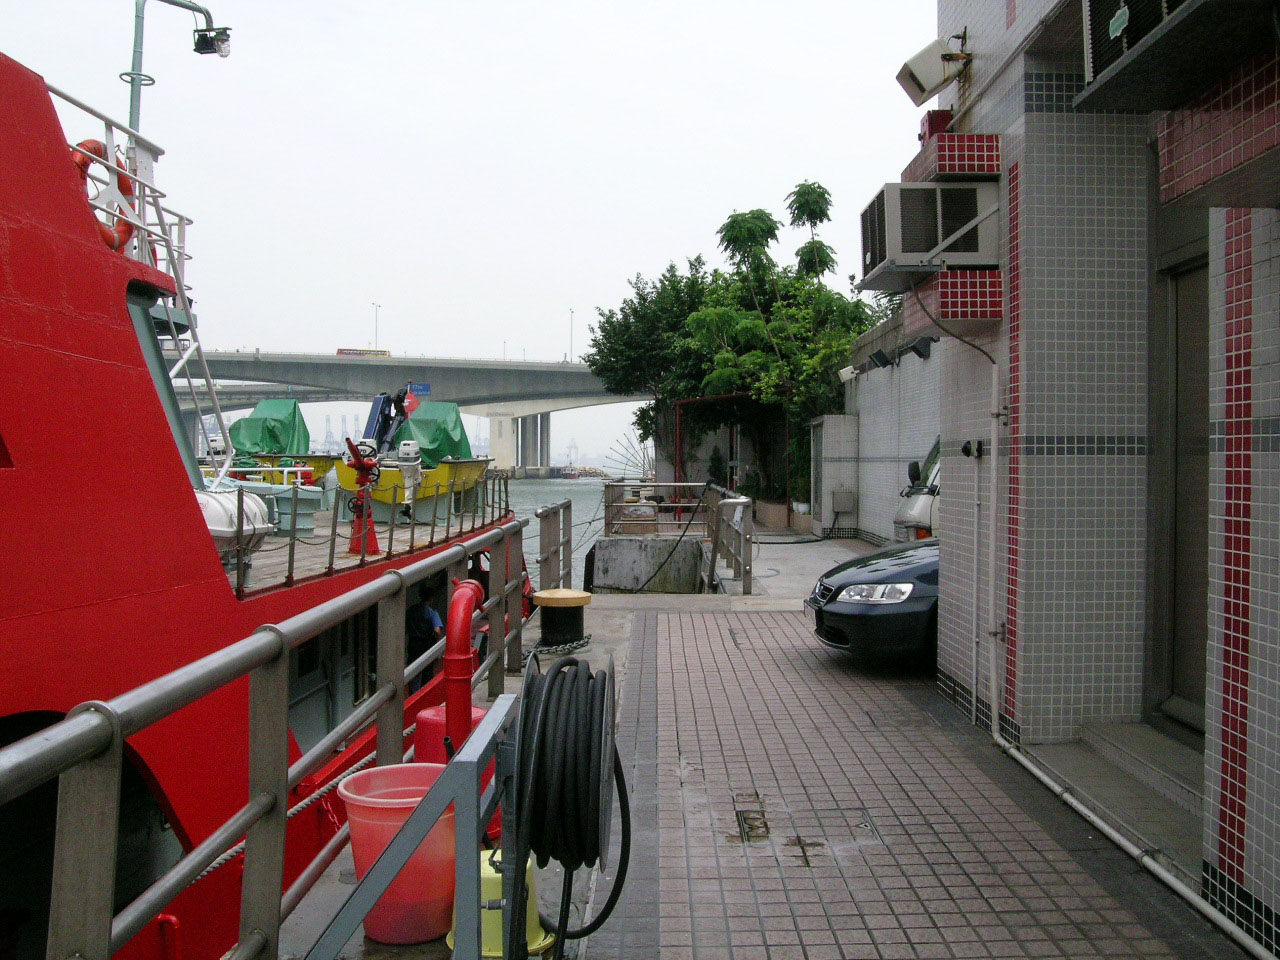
[899,190,938,253]
[1088,0,1169,78]
[861,190,887,272]
[941,189,980,253]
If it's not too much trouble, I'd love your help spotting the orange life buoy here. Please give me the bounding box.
[70,139,136,251]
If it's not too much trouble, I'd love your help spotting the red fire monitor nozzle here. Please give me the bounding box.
[444,579,486,750]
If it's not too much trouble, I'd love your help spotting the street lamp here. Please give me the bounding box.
[122,0,233,133]
[372,302,382,350]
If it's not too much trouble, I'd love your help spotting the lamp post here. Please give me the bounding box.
[372,302,382,350]
[123,0,232,134]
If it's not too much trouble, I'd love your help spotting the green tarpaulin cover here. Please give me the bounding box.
[391,401,472,467]
[229,399,310,456]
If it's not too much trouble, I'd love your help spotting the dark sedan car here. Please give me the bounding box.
[804,539,939,658]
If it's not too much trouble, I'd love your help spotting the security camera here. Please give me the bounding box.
[897,37,972,106]
[838,365,856,383]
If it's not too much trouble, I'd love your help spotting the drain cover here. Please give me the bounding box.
[735,809,769,842]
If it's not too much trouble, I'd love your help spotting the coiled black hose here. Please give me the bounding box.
[509,656,631,960]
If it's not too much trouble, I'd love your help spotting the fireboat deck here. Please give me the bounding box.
[242,509,494,593]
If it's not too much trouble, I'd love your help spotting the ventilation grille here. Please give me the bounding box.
[1087,0,1180,79]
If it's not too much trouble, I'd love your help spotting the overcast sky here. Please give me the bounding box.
[8,0,935,461]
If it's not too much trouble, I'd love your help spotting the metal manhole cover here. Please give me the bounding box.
[735,809,769,842]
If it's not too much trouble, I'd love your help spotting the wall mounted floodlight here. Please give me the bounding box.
[868,349,893,369]
[908,337,933,360]
[193,26,232,57]
[838,365,856,383]
[897,32,972,106]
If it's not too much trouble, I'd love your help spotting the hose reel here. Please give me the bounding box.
[506,653,630,960]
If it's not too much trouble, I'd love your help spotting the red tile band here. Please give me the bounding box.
[1216,208,1253,884]
[902,134,1002,182]
[1158,49,1280,203]
[1004,164,1021,722]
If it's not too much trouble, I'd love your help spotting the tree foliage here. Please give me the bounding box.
[586,181,876,499]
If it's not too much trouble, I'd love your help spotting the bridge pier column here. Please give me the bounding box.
[488,416,518,471]
[519,415,538,468]
[538,413,550,468]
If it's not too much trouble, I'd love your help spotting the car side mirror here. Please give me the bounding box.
[907,460,921,484]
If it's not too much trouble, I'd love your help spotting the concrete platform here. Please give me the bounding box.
[280,573,1245,959]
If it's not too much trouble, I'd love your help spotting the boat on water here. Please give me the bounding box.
[0,52,527,960]
[223,399,337,485]
[334,388,492,523]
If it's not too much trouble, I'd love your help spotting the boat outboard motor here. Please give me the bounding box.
[362,392,393,448]
[376,387,411,454]
[396,440,423,511]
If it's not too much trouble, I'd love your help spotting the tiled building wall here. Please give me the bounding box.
[812,414,857,537]
[846,348,941,544]
[935,331,1005,725]
[1014,78,1151,742]
[928,37,1151,740]
[1202,208,1280,949]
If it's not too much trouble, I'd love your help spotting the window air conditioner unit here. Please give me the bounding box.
[859,181,1000,292]
[1077,0,1273,111]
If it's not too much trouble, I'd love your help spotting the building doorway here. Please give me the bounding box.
[1159,264,1210,731]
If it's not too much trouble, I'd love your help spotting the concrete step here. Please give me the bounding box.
[1082,722,1204,815]
[1028,739,1202,889]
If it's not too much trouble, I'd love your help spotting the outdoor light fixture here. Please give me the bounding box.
[897,31,972,106]
[193,26,232,57]
[869,349,893,369]
[124,0,234,133]
[838,365,856,383]
[908,337,933,361]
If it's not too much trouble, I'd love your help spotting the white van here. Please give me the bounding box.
[893,436,940,541]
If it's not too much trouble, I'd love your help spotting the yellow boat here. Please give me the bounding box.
[253,455,338,485]
[335,456,492,523]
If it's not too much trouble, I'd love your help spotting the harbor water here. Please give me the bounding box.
[505,477,608,588]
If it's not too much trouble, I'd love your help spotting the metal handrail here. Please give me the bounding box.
[0,495,569,960]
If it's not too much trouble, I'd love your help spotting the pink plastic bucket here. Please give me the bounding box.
[337,763,456,944]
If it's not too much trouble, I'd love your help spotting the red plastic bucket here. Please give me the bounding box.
[337,763,456,944]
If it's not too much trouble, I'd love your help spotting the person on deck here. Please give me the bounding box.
[406,597,443,692]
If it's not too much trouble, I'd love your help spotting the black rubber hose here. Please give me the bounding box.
[510,656,631,960]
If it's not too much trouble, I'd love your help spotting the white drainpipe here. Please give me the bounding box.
[978,349,1273,960]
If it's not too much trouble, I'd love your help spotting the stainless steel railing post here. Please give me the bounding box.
[46,701,124,960]
[326,491,340,576]
[443,475,457,541]
[375,584,408,766]
[560,500,572,588]
[358,484,371,567]
[487,530,509,700]
[235,485,247,598]
[538,509,556,591]
[237,627,291,959]
[408,480,418,553]
[428,483,441,546]
[386,485,399,559]
[505,526,524,677]
[286,483,300,587]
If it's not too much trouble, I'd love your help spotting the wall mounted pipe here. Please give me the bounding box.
[445,579,487,750]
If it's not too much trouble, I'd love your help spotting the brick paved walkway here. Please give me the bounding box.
[588,609,1244,960]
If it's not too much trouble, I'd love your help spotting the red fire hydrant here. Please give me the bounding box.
[344,438,380,556]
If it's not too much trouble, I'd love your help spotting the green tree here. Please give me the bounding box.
[587,181,876,501]
[786,180,837,279]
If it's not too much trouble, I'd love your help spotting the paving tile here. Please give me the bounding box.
[586,610,1248,959]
